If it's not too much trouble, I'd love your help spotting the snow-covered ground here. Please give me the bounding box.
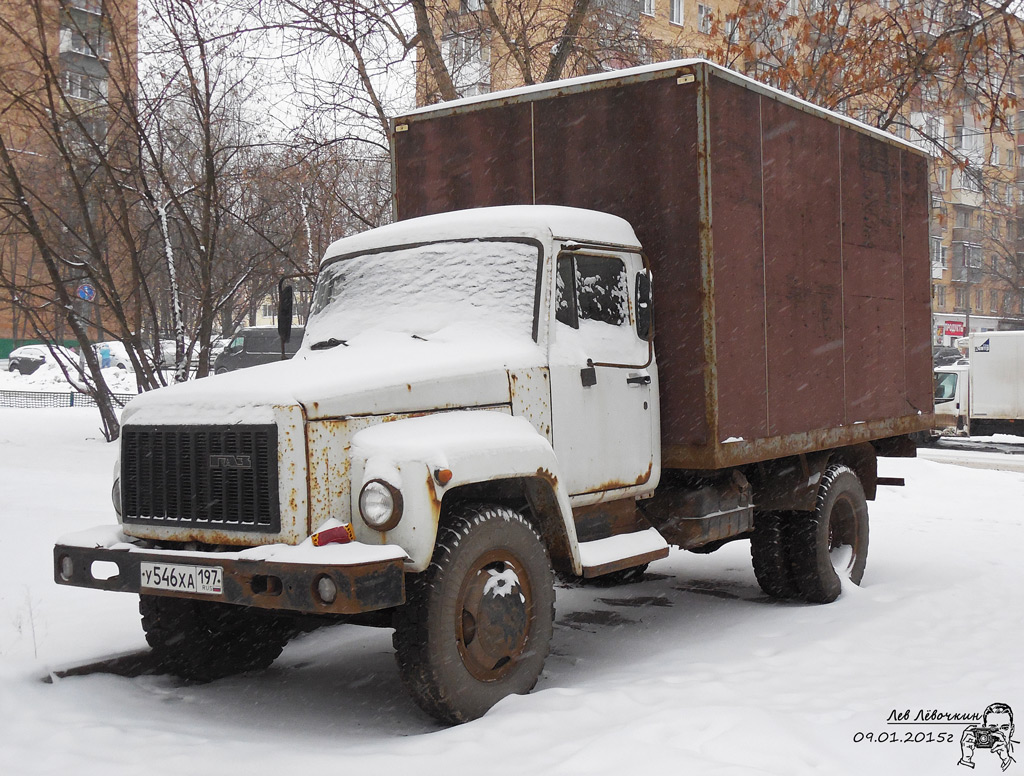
[1,407,1022,775]
[0,359,138,395]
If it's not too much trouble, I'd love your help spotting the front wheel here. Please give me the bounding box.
[788,465,869,603]
[393,503,554,724]
[139,595,296,682]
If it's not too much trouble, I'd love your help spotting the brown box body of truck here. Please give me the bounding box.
[392,60,933,470]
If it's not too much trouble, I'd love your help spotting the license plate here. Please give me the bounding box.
[140,562,223,595]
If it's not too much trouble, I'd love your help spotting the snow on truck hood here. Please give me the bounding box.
[122,331,543,425]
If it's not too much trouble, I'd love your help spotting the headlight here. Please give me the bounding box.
[112,477,122,522]
[358,479,403,532]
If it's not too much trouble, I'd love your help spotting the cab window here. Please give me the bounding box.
[556,254,628,328]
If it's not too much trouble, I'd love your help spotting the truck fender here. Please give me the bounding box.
[348,410,581,574]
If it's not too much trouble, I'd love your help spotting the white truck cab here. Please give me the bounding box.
[54,206,669,723]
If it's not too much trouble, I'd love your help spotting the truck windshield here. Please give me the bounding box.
[306,239,541,343]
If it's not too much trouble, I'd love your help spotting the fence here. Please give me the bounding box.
[0,390,139,409]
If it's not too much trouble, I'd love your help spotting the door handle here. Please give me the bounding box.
[626,373,651,386]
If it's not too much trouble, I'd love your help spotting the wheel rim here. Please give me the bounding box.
[828,495,859,574]
[455,550,534,682]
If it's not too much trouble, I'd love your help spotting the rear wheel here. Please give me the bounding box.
[139,595,296,682]
[393,503,554,724]
[750,511,800,599]
[787,465,869,604]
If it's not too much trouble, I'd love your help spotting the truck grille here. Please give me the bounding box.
[121,425,279,533]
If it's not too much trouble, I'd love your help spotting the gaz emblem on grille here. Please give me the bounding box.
[209,454,252,469]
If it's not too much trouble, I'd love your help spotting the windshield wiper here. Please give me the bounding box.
[310,338,348,350]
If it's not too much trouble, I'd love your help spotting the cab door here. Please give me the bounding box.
[548,249,658,497]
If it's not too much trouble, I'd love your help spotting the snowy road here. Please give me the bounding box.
[1,408,1022,775]
[918,436,1024,473]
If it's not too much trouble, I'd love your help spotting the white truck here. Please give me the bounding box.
[53,61,933,724]
[934,331,1024,436]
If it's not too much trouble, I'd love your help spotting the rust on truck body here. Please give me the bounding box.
[393,60,933,472]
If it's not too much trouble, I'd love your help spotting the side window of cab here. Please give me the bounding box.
[556,254,629,328]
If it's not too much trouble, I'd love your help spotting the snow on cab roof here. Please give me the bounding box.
[398,58,927,157]
[321,205,641,265]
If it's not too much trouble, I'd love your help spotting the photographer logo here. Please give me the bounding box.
[959,703,1016,771]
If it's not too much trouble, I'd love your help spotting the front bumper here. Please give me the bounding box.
[53,526,407,615]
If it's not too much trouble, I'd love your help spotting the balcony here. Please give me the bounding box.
[951,266,982,283]
[66,0,102,14]
[59,27,109,61]
[593,0,641,18]
[952,227,983,244]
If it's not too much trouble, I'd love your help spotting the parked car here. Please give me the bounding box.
[7,344,77,375]
[209,337,231,363]
[933,346,963,367]
[213,326,304,374]
[156,340,178,368]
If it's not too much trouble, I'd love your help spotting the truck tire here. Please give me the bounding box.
[393,503,555,724]
[787,465,869,604]
[750,511,800,599]
[139,595,296,682]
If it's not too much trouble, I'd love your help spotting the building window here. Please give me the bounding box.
[725,16,739,43]
[460,0,484,11]
[642,0,654,16]
[955,287,968,310]
[698,4,712,33]
[670,0,683,25]
[59,26,109,60]
[261,304,274,318]
[937,167,948,189]
[930,237,949,267]
[441,34,490,97]
[953,167,982,193]
[63,70,107,102]
[935,284,947,308]
[955,209,972,229]
[965,244,982,268]
[67,0,103,12]
[954,126,984,163]
[974,289,984,311]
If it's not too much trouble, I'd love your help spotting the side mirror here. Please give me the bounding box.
[278,281,294,342]
[278,279,294,359]
[635,271,653,341]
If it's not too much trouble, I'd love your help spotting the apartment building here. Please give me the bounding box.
[0,0,137,356]
[419,0,1024,347]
